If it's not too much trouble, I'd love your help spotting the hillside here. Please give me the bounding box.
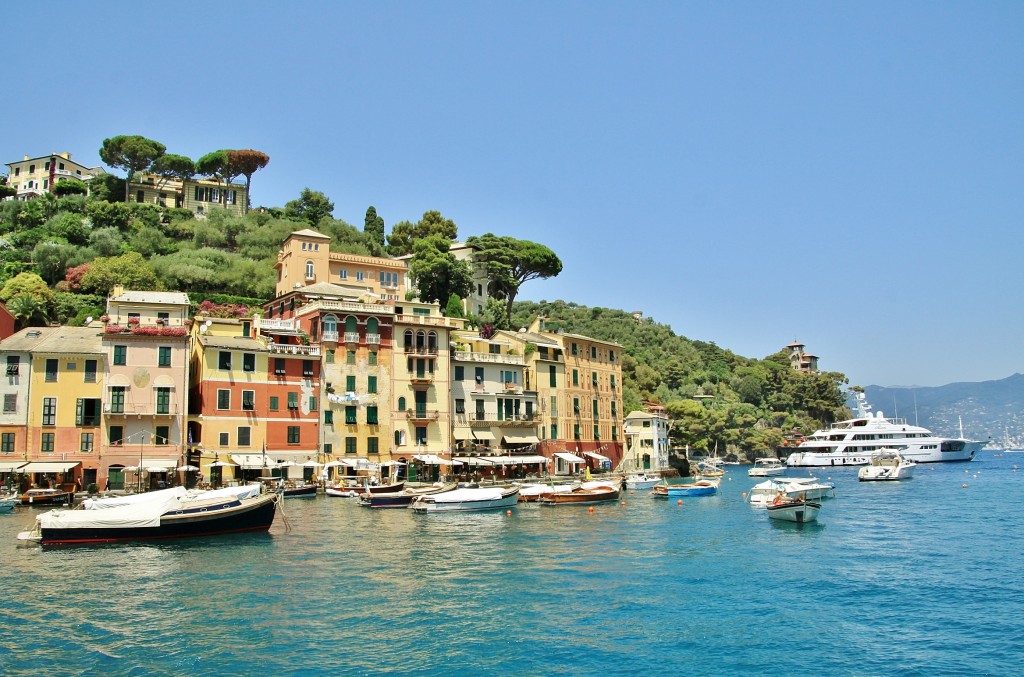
[863,373,1024,449]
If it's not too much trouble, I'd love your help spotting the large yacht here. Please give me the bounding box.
[784,393,985,467]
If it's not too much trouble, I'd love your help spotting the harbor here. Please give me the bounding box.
[2,451,1020,674]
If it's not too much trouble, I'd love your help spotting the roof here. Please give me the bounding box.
[1,326,62,352]
[559,331,623,348]
[196,334,266,351]
[109,290,190,306]
[295,282,378,299]
[32,327,104,355]
[290,228,330,240]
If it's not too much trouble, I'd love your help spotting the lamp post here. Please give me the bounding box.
[118,431,148,493]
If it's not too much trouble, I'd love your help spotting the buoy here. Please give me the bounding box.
[962,483,968,489]
[621,501,626,506]
[677,499,683,506]
[506,510,512,516]
[587,506,595,513]
[629,490,635,495]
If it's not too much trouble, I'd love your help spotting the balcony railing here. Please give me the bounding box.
[268,343,321,356]
[404,345,439,355]
[453,351,524,365]
[344,332,360,343]
[258,318,297,331]
[366,333,381,345]
[321,331,339,343]
[402,409,441,421]
[395,314,462,328]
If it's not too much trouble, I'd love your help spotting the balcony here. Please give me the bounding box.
[402,409,441,421]
[453,351,524,365]
[469,412,537,426]
[409,373,434,387]
[321,331,339,343]
[405,345,439,356]
[366,333,381,345]
[258,318,296,331]
[267,343,321,356]
[395,314,462,328]
[344,332,360,344]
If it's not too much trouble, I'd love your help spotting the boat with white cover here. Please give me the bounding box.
[410,486,519,512]
[747,477,835,507]
[625,473,662,489]
[785,393,984,467]
[748,458,785,477]
[858,448,916,481]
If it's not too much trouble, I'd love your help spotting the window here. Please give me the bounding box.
[574,424,581,440]
[156,388,170,415]
[305,260,314,279]
[3,394,16,413]
[368,351,377,366]
[366,406,378,424]
[81,432,94,453]
[324,410,333,424]
[269,396,279,411]
[274,358,286,376]
[368,376,377,394]
[339,269,348,280]
[346,375,356,392]
[287,392,298,410]
[394,430,407,447]
[219,432,230,446]
[571,342,578,356]
[288,426,300,444]
[6,356,20,377]
[42,397,56,426]
[550,424,557,439]
[114,345,127,365]
[218,352,232,370]
[110,386,125,414]
[475,367,484,384]
[591,346,597,359]
[455,366,464,381]
[243,353,256,372]
[592,399,599,417]
[41,432,55,452]
[594,425,600,440]
[572,370,579,386]
[397,397,406,411]
[415,426,427,446]
[455,399,465,414]
[158,347,172,368]
[609,350,616,362]
[345,437,357,454]
[45,359,58,382]
[573,397,580,414]
[109,426,124,445]
[325,349,334,364]
[346,350,356,365]
[475,399,485,419]
[356,271,365,281]
[2,433,15,453]
[155,426,170,445]
[592,371,598,386]
[158,312,169,324]
[323,442,333,455]
[611,426,618,441]
[217,389,231,410]
[549,365,557,387]
[237,427,251,447]
[367,437,379,454]
[309,396,317,412]
[242,390,255,411]
[610,374,616,389]
[345,406,357,424]
[85,359,97,382]
[611,400,617,416]
[303,360,314,377]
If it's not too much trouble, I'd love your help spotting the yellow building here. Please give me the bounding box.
[4,151,105,200]
[129,172,247,217]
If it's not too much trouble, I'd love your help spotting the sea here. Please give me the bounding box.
[2,451,1022,676]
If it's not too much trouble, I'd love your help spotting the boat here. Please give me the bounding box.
[259,477,318,497]
[748,458,785,477]
[652,478,719,497]
[624,473,662,489]
[19,488,73,505]
[766,496,820,523]
[410,486,519,513]
[16,486,278,546]
[858,448,916,482]
[538,483,620,505]
[516,482,579,502]
[785,393,984,466]
[747,477,835,507]
[326,480,405,497]
[358,483,456,508]
[1,493,19,513]
[696,458,725,478]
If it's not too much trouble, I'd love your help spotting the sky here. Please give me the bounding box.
[3,2,1021,388]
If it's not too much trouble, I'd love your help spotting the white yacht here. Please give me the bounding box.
[748,458,785,477]
[858,448,916,481]
[785,393,985,467]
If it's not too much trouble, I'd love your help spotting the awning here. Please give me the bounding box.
[231,454,272,469]
[584,451,611,462]
[554,452,585,463]
[138,459,177,469]
[509,454,549,464]
[413,454,464,466]
[0,461,27,471]
[503,433,540,445]
[452,428,473,440]
[472,428,496,441]
[21,461,81,473]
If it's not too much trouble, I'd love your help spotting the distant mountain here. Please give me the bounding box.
[861,373,1024,449]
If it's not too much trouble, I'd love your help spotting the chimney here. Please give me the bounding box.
[112,284,125,298]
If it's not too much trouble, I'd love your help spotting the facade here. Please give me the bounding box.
[785,340,819,372]
[274,229,408,301]
[129,172,247,217]
[621,404,671,472]
[4,152,105,200]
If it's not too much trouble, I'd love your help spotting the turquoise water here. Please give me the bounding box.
[2,452,1021,676]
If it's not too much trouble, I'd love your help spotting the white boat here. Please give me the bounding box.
[858,448,916,482]
[516,483,578,502]
[0,493,18,513]
[785,393,984,467]
[747,477,835,507]
[625,473,662,489]
[766,497,820,523]
[410,486,519,512]
[748,458,785,477]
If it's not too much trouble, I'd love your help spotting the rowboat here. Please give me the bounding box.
[410,486,519,512]
[538,484,620,505]
[326,480,405,497]
[766,496,820,523]
[19,488,73,505]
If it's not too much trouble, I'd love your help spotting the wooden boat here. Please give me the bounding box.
[358,483,456,508]
[766,496,820,523]
[281,483,318,497]
[516,483,578,502]
[538,483,620,505]
[17,487,278,546]
[410,486,519,512]
[19,488,73,505]
[326,480,405,497]
[652,478,719,497]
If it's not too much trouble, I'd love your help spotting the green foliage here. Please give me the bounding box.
[151,154,195,181]
[364,206,386,254]
[79,252,160,295]
[284,188,334,226]
[53,178,88,196]
[445,293,465,318]
[386,210,458,256]
[52,292,104,325]
[466,233,562,324]
[408,235,473,309]
[98,135,166,200]
[86,174,126,202]
[6,294,49,329]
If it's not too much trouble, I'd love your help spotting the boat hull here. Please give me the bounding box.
[281,484,318,497]
[538,487,620,505]
[35,494,278,546]
[20,490,73,505]
[766,500,820,523]
[653,480,719,497]
[411,488,519,512]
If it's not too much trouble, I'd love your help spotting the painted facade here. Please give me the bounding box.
[273,229,407,301]
[621,404,671,472]
[128,172,247,217]
[4,152,104,200]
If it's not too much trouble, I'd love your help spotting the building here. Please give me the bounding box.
[3,152,105,200]
[785,340,819,373]
[128,172,248,217]
[621,403,671,473]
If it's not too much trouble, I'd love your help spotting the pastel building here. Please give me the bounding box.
[129,172,248,217]
[785,340,819,373]
[4,151,105,200]
[621,404,671,472]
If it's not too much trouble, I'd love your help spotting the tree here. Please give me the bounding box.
[465,233,563,324]
[227,150,269,212]
[195,150,238,207]
[151,154,196,186]
[284,188,334,226]
[79,252,161,296]
[408,235,473,308]
[98,135,166,201]
[52,178,88,196]
[0,272,55,307]
[364,206,386,255]
[6,294,49,329]
[0,175,14,200]
[386,210,458,256]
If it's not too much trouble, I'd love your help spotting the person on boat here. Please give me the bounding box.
[772,491,786,506]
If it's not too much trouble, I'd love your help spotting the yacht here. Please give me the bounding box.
[785,393,985,467]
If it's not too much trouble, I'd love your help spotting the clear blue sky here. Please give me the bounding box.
[4,2,1021,388]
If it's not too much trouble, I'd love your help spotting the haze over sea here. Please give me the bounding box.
[2,452,1021,676]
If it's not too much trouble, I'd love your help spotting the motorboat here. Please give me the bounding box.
[766,496,820,523]
[516,482,579,502]
[17,485,278,546]
[0,493,18,513]
[624,473,662,489]
[326,480,405,497]
[358,483,456,508]
[858,448,916,482]
[538,483,620,505]
[785,393,984,466]
[410,486,519,513]
[747,477,835,507]
[748,458,785,477]
[259,477,318,497]
[652,478,719,497]
[19,488,73,505]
